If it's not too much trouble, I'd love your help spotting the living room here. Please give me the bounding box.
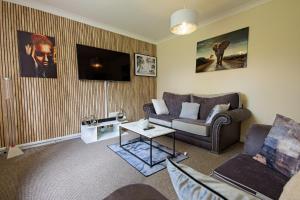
[0,0,299,199]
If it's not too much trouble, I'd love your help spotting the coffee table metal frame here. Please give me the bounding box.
[119,125,176,167]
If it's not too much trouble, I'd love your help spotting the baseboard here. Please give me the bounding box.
[0,133,81,154]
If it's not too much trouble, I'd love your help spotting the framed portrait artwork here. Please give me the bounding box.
[134,53,157,77]
[17,31,57,78]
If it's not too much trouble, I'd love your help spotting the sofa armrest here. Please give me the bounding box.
[210,108,251,153]
[217,108,252,123]
[143,103,156,119]
[243,124,272,156]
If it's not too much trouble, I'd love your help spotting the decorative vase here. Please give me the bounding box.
[116,109,126,122]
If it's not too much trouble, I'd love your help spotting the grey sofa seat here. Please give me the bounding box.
[213,154,288,200]
[149,113,177,127]
[172,118,210,137]
[213,124,290,200]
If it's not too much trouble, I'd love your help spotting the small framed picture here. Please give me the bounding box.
[134,53,157,77]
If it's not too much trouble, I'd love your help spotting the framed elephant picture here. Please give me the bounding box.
[196,27,249,73]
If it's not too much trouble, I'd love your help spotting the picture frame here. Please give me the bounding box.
[196,27,249,73]
[17,30,57,78]
[134,53,157,77]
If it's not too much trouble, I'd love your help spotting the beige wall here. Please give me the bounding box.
[157,0,300,140]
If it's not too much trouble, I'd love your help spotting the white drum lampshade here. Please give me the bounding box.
[170,9,198,35]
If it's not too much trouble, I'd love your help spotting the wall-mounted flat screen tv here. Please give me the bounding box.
[76,44,130,81]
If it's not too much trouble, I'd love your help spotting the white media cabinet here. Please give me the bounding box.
[81,120,127,144]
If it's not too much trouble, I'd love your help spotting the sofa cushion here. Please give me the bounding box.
[167,159,257,200]
[259,114,300,178]
[172,118,209,137]
[151,99,169,115]
[163,92,191,117]
[192,93,240,120]
[149,113,176,127]
[179,102,200,120]
[213,154,289,200]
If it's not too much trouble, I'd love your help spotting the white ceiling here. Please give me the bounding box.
[6,0,270,43]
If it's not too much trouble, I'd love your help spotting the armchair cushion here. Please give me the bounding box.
[192,93,240,120]
[163,92,191,117]
[172,119,209,137]
[213,154,289,200]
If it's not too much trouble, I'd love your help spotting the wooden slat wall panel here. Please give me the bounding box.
[0,2,156,147]
[0,0,5,147]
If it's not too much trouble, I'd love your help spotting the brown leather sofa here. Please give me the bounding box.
[213,124,289,200]
[143,92,251,153]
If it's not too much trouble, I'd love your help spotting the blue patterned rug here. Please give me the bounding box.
[108,138,188,177]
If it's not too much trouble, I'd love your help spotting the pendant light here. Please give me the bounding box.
[170,0,198,35]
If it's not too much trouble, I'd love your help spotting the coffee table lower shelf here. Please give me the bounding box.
[120,134,176,167]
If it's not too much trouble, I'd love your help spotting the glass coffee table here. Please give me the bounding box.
[119,121,176,167]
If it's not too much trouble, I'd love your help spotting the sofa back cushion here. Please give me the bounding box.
[163,92,191,117]
[192,93,240,120]
[259,114,300,178]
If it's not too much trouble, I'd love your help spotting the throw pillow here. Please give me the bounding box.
[151,99,169,115]
[205,103,230,124]
[256,114,300,178]
[279,170,300,200]
[166,159,257,200]
[179,102,200,120]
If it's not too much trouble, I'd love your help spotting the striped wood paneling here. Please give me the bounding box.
[0,2,156,147]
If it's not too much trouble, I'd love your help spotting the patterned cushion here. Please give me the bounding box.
[163,92,191,117]
[166,159,257,200]
[260,114,300,177]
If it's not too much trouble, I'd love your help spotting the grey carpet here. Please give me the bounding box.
[108,138,188,176]
[0,133,243,200]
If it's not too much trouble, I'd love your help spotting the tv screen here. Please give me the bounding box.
[76,44,130,81]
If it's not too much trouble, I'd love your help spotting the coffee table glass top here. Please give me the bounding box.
[119,121,175,139]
